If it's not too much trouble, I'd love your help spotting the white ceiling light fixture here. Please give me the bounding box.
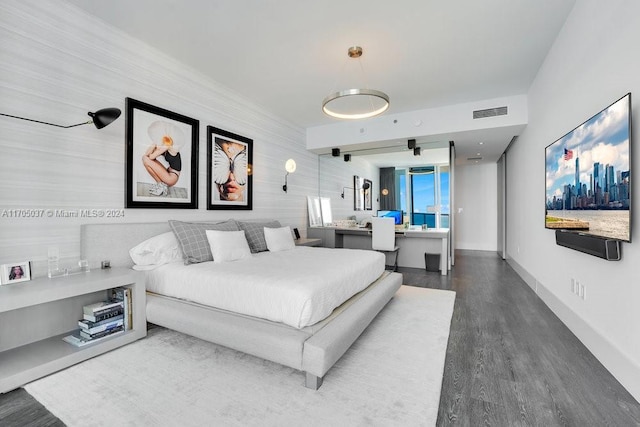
[322,46,390,120]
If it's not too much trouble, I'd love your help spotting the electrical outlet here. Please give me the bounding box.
[578,282,584,298]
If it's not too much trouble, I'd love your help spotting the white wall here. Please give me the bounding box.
[506,0,640,400]
[0,0,318,275]
[454,163,498,251]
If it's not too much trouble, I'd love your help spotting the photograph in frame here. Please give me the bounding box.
[207,126,253,210]
[125,98,199,209]
[1,261,31,285]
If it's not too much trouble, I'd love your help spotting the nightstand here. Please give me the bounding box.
[0,267,147,393]
[294,238,322,247]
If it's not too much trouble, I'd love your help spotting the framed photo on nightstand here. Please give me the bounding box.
[0,261,31,285]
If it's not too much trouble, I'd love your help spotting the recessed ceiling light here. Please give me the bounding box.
[478,142,484,145]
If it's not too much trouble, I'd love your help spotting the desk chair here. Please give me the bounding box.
[371,217,400,271]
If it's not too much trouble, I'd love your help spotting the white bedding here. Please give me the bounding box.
[145,247,386,329]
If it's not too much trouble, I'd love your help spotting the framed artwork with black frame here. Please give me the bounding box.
[125,98,199,209]
[364,178,373,210]
[207,126,253,210]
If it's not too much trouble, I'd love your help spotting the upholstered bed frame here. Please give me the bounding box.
[80,221,402,389]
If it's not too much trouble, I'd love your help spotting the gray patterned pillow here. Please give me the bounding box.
[169,220,239,264]
[237,220,281,253]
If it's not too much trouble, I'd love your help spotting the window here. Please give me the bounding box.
[440,166,450,228]
[395,165,449,228]
[396,169,407,217]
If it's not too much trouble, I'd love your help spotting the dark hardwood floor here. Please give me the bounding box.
[0,388,63,426]
[1,250,639,426]
[400,250,640,426]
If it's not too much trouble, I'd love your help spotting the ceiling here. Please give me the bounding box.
[68,0,576,165]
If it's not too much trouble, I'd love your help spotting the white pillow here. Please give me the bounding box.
[264,226,295,252]
[206,229,252,263]
[129,232,182,267]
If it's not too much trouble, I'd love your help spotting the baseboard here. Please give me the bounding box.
[506,256,640,402]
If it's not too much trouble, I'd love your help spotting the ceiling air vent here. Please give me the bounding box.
[467,157,483,161]
[473,106,507,119]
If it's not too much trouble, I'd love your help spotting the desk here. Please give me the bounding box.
[307,227,450,275]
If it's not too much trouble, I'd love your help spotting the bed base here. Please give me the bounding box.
[81,221,402,389]
[306,373,323,389]
[146,271,401,389]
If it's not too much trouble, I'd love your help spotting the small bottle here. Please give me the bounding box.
[47,247,60,278]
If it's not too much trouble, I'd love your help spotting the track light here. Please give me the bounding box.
[344,154,351,162]
[414,147,421,156]
[408,139,416,149]
[332,148,341,157]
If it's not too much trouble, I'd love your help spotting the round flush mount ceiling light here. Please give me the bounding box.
[322,46,390,120]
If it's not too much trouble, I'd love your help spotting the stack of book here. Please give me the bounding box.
[63,287,133,347]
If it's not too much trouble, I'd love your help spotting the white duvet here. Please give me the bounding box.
[145,247,385,329]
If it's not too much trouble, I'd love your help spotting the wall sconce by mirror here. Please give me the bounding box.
[0,108,122,129]
[282,158,297,192]
[341,181,371,198]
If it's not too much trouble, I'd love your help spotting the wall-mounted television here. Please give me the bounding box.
[377,210,403,225]
[545,93,631,242]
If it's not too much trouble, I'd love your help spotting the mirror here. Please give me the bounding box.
[307,196,333,227]
[317,141,451,227]
[307,196,322,227]
[320,197,332,225]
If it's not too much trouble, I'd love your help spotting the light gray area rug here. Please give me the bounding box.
[26,286,455,426]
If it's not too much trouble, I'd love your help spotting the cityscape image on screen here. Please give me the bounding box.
[545,93,631,242]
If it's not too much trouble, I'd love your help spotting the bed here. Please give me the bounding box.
[80,220,402,389]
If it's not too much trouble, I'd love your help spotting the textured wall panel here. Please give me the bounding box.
[0,0,318,276]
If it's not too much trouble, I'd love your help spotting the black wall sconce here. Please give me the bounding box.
[282,159,297,192]
[344,154,351,162]
[0,107,122,129]
[341,181,370,198]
